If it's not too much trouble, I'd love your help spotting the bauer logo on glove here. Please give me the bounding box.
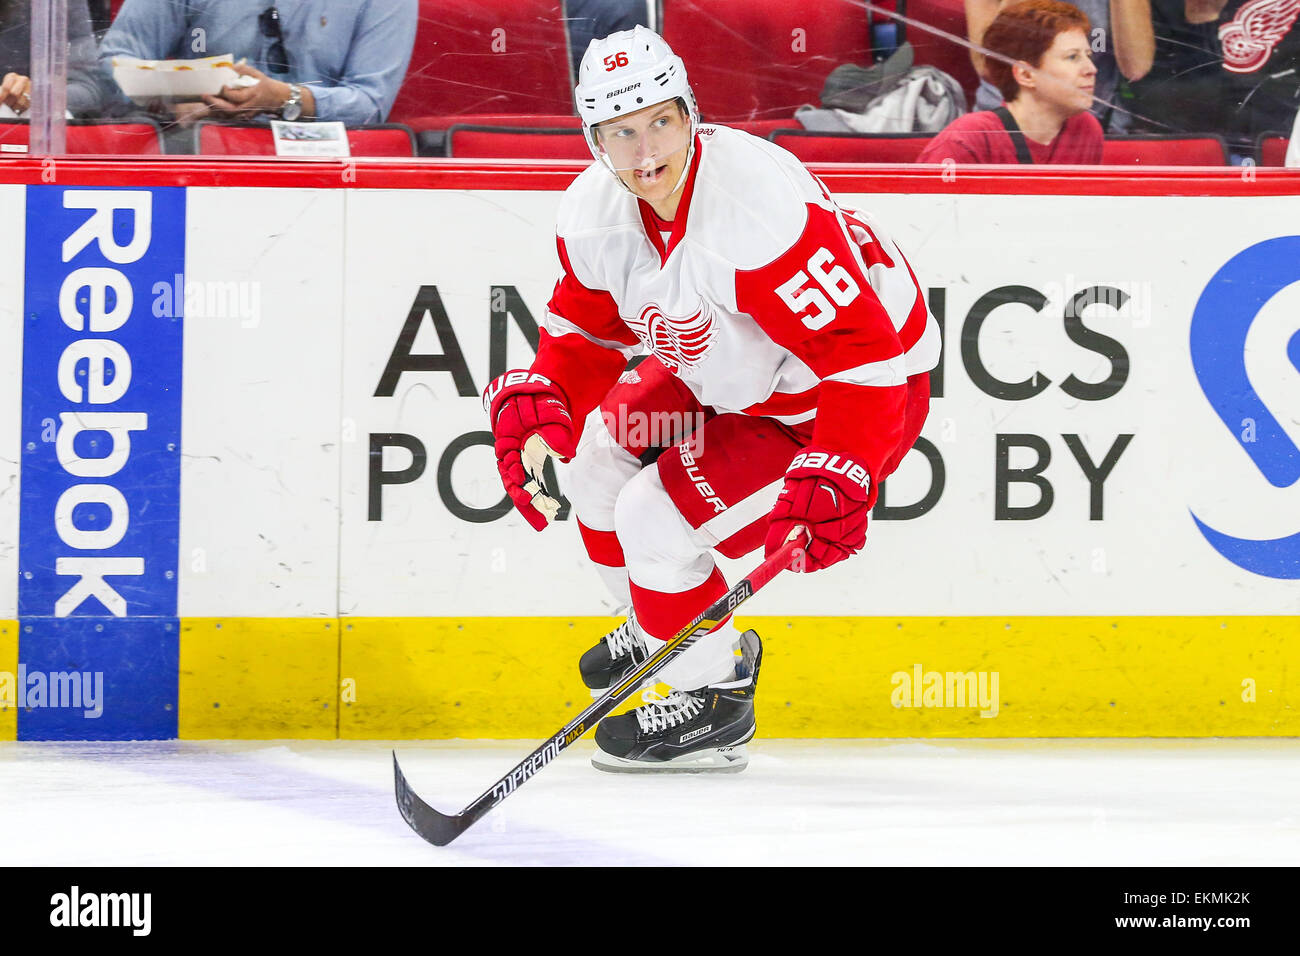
[481,370,562,415]
[764,445,874,572]
[785,451,871,493]
[483,369,576,531]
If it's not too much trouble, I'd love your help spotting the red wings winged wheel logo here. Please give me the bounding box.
[628,301,717,373]
[1219,0,1300,73]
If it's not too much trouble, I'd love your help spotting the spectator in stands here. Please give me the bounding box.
[919,0,1104,163]
[565,0,650,82]
[0,0,107,117]
[967,0,1153,130]
[100,0,418,127]
[1199,0,1300,152]
[1126,0,1228,136]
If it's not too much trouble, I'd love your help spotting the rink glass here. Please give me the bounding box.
[6,0,1283,164]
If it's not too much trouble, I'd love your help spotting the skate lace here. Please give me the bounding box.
[605,619,639,659]
[634,689,704,734]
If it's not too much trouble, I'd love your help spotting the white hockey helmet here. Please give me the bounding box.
[574,26,700,183]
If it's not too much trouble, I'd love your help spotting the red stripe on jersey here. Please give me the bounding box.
[635,135,703,266]
[742,385,820,418]
[878,372,932,480]
[895,249,930,355]
[532,329,628,426]
[636,200,669,263]
[841,212,896,270]
[536,237,639,427]
[549,238,639,348]
[812,380,906,494]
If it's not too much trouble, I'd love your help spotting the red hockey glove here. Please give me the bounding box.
[483,370,578,531]
[765,446,873,572]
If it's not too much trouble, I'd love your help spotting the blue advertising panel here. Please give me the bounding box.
[18,186,185,739]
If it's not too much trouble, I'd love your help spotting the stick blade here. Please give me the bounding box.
[393,751,472,847]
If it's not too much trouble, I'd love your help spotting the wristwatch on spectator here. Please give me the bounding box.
[281,84,304,121]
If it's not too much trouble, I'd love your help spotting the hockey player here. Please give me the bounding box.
[484,27,939,773]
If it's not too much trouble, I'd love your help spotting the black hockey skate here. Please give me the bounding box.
[578,615,652,697]
[592,629,762,773]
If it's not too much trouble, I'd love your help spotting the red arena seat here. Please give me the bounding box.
[344,126,418,157]
[409,113,580,157]
[1101,135,1229,166]
[402,113,582,133]
[768,129,934,163]
[1258,133,1290,166]
[195,122,417,157]
[662,0,873,122]
[444,124,590,159]
[389,0,575,128]
[0,119,164,155]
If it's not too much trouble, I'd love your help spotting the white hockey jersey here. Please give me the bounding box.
[537,124,940,480]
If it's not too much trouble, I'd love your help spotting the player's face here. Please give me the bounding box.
[595,101,692,202]
[1027,29,1097,114]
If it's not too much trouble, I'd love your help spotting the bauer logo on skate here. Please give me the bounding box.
[679,724,713,743]
[891,665,1000,718]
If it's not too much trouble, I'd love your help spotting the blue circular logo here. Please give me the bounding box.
[1189,236,1300,579]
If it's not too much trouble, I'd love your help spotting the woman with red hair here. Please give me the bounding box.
[918,0,1104,164]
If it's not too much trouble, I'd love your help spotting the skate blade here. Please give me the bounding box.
[591,744,749,774]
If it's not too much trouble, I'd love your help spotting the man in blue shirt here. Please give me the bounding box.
[100,0,417,126]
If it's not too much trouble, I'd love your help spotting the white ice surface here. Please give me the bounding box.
[3,739,1298,866]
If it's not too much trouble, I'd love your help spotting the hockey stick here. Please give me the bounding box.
[393,527,808,847]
